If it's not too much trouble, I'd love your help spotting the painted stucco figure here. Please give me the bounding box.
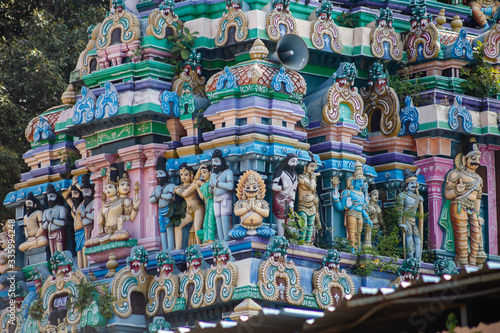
[363,188,385,248]
[150,156,175,250]
[331,161,372,251]
[397,169,424,261]
[209,149,234,241]
[42,184,67,255]
[175,162,205,249]
[19,192,47,252]
[230,170,275,239]
[297,152,321,244]
[272,153,299,237]
[194,164,216,244]
[444,138,483,266]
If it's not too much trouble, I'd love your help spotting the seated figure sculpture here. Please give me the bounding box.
[19,192,48,252]
[229,170,275,239]
[331,161,372,252]
[85,164,140,247]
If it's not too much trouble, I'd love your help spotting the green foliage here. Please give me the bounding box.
[167,27,199,61]
[67,279,115,321]
[28,296,43,320]
[193,108,215,134]
[167,200,187,226]
[0,0,107,219]
[389,69,427,106]
[354,256,398,277]
[283,210,307,245]
[460,41,500,98]
[446,313,458,333]
[254,249,263,258]
[336,11,358,28]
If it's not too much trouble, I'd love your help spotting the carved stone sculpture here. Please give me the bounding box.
[331,161,372,251]
[444,138,483,266]
[229,170,275,239]
[19,192,47,252]
[150,157,176,250]
[193,164,216,244]
[397,169,424,261]
[297,152,321,245]
[42,184,68,255]
[174,163,205,249]
[364,188,385,248]
[78,174,95,268]
[272,153,299,237]
[209,149,234,241]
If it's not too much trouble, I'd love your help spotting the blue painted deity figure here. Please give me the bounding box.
[150,157,176,250]
[209,149,234,241]
[331,161,372,252]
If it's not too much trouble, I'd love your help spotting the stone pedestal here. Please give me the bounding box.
[84,239,138,264]
[24,246,51,266]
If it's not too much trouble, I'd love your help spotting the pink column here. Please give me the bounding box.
[83,153,116,238]
[415,157,454,250]
[479,145,500,255]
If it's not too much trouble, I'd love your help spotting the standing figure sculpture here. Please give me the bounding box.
[116,168,141,235]
[174,163,205,249]
[272,153,299,237]
[364,187,385,248]
[444,138,483,266]
[209,149,234,241]
[19,192,47,252]
[150,157,175,250]
[397,169,424,260]
[78,174,94,268]
[297,153,321,244]
[331,161,372,252]
[42,184,68,255]
[194,164,216,244]
[63,179,84,266]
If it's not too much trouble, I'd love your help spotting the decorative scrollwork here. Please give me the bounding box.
[399,96,419,136]
[271,67,294,93]
[448,96,473,133]
[146,0,183,39]
[370,8,403,61]
[160,90,180,117]
[266,0,297,41]
[146,250,179,316]
[96,2,141,50]
[204,241,238,306]
[73,87,96,125]
[215,0,248,47]
[310,0,342,53]
[179,245,206,309]
[95,81,119,119]
[405,4,440,62]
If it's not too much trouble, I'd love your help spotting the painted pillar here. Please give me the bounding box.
[415,157,454,250]
[479,145,500,255]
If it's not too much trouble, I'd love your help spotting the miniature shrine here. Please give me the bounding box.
[3,0,500,331]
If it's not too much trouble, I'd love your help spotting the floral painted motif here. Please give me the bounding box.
[258,236,304,305]
[111,246,152,318]
[96,1,141,50]
[146,250,179,316]
[310,0,343,53]
[448,96,473,133]
[73,87,96,125]
[360,62,401,136]
[146,0,183,39]
[312,249,355,309]
[271,67,294,93]
[370,8,403,61]
[179,245,205,309]
[204,241,238,306]
[405,4,440,62]
[95,81,119,119]
[398,96,420,136]
[322,63,367,129]
[266,0,297,41]
[215,0,248,47]
[160,90,180,117]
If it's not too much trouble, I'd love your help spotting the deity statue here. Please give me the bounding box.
[444,138,483,266]
[272,153,299,237]
[86,164,140,247]
[0,223,17,274]
[19,192,47,252]
[229,170,275,239]
[193,164,216,244]
[209,149,234,241]
[469,0,500,28]
[150,157,176,250]
[297,152,321,245]
[363,187,385,248]
[77,174,94,268]
[331,161,372,251]
[397,169,424,261]
[42,184,68,255]
[174,162,205,249]
[63,178,84,266]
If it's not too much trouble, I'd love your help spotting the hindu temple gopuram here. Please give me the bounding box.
[3,0,500,332]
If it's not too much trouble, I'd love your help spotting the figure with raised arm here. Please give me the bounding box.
[272,153,299,237]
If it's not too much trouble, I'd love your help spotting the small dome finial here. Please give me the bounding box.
[61,83,77,105]
[451,15,463,32]
[249,39,269,60]
[436,9,446,30]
